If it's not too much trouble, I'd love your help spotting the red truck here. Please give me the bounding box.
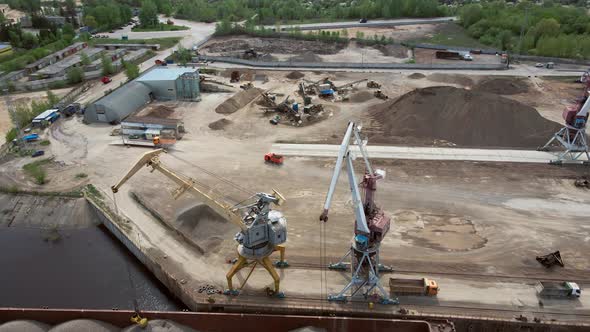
[264,153,284,165]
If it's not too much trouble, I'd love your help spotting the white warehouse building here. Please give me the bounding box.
[84,67,200,124]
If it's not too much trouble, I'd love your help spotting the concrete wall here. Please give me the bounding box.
[143,79,176,101]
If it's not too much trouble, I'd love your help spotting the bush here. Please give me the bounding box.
[5,128,17,143]
[48,81,66,89]
[67,67,84,84]
[75,172,88,178]
[40,140,50,146]
[23,159,49,185]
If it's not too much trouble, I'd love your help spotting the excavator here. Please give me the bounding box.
[111,149,289,297]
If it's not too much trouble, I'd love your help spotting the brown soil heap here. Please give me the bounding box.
[367,86,561,148]
[427,73,474,87]
[215,88,262,114]
[143,105,175,118]
[208,118,232,130]
[473,77,530,95]
[286,71,305,79]
[350,90,374,103]
[408,73,426,79]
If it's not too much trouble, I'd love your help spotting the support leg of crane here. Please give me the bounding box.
[260,256,284,298]
[273,245,289,268]
[224,255,248,296]
[329,249,351,270]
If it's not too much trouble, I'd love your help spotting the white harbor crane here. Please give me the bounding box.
[540,88,590,164]
[319,122,397,305]
[111,149,289,297]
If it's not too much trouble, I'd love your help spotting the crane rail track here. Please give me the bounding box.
[225,258,590,284]
[223,291,590,321]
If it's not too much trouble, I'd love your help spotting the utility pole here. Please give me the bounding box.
[517,6,529,55]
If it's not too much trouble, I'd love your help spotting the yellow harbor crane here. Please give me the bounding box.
[111,149,289,297]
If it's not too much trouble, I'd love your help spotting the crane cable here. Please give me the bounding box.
[169,153,255,197]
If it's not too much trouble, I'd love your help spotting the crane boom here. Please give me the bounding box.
[320,122,373,223]
[111,149,246,231]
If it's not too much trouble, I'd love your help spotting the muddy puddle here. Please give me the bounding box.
[0,225,184,310]
[394,210,487,252]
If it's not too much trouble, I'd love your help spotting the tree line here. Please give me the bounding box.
[459,1,590,58]
[175,0,446,24]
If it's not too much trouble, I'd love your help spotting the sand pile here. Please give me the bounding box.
[367,86,561,148]
[215,88,262,114]
[208,118,232,130]
[175,203,234,252]
[350,90,374,103]
[427,73,474,87]
[140,105,175,118]
[473,77,530,95]
[408,73,426,79]
[289,51,323,62]
[286,71,305,79]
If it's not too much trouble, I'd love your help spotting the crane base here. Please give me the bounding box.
[274,260,289,268]
[328,294,347,302]
[328,262,349,270]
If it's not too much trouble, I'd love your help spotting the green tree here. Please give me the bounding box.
[139,0,159,27]
[66,67,84,84]
[84,15,97,29]
[80,52,91,66]
[123,59,140,80]
[62,23,75,37]
[459,4,483,27]
[46,90,59,106]
[101,55,114,76]
[175,46,192,65]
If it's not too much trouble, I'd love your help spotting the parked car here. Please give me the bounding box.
[31,150,45,158]
[535,63,544,68]
[359,18,367,23]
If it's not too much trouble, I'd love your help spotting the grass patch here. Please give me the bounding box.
[84,184,103,200]
[23,159,51,185]
[75,172,88,179]
[408,23,486,49]
[92,37,181,50]
[39,140,51,146]
[0,185,84,197]
[132,24,189,32]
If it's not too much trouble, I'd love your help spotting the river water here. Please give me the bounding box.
[0,225,184,311]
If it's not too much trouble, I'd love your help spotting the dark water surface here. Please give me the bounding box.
[0,225,184,311]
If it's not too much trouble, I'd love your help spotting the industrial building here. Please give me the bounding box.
[32,109,60,127]
[84,67,200,124]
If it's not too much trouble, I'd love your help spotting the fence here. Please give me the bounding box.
[195,55,507,71]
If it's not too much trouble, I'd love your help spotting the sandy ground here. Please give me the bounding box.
[2,69,590,322]
[414,48,501,65]
[310,23,439,42]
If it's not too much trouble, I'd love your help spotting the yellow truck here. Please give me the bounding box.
[389,278,439,296]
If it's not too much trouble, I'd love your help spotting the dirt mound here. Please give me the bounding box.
[215,88,262,114]
[473,77,530,95]
[208,118,232,130]
[175,203,234,252]
[350,90,374,103]
[140,105,175,118]
[367,86,561,148]
[427,73,474,87]
[408,73,426,79]
[286,71,305,80]
[289,51,323,62]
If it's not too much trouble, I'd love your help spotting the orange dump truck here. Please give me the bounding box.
[389,278,439,296]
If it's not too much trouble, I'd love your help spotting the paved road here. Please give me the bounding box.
[103,15,215,49]
[76,17,215,105]
[265,17,456,31]
[271,144,589,164]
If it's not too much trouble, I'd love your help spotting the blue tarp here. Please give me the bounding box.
[320,89,334,95]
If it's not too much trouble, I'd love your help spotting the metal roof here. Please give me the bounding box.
[137,67,197,82]
[33,109,59,121]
